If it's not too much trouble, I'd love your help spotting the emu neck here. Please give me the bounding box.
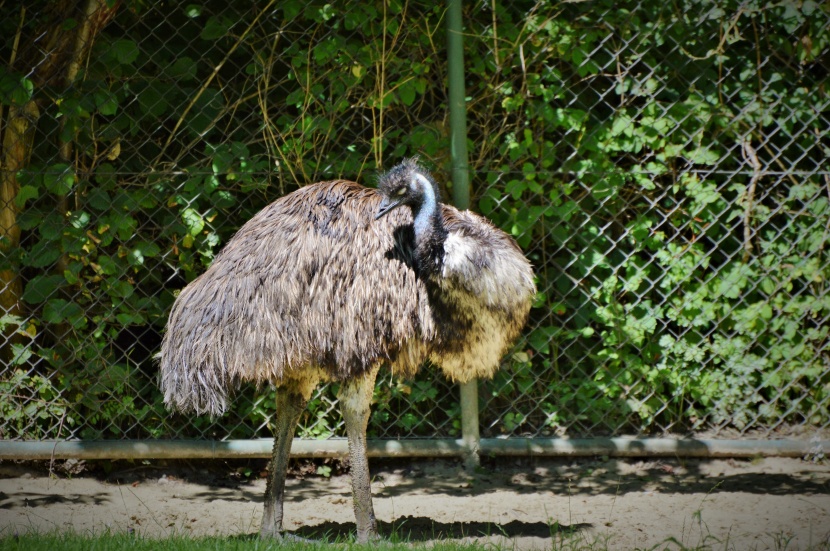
[411,179,447,274]
[413,177,438,239]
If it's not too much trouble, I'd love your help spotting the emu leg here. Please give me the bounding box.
[338,365,381,543]
[260,386,306,538]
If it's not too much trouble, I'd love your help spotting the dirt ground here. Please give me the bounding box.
[1,455,829,549]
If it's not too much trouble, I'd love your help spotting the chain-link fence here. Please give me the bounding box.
[1,0,828,448]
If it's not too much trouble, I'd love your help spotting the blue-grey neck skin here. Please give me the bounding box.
[409,171,447,276]
[413,173,437,240]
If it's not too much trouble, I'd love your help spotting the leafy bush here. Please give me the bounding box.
[1,0,828,440]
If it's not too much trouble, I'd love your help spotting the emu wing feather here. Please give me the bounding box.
[160,181,430,415]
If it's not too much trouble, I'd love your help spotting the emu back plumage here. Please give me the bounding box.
[160,180,534,416]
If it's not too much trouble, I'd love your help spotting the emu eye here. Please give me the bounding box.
[396,187,407,196]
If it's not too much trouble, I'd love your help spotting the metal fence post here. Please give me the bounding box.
[446,0,479,469]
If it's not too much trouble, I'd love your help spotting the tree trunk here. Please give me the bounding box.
[1,99,39,360]
[0,0,116,361]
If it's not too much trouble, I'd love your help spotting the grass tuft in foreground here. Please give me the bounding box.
[0,531,512,551]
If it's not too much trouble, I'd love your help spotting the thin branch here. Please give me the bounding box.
[152,0,278,170]
[490,0,500,69]
[741,138,762,263]
[49,411,67,479]
[9,5,24,66]
[257,29,297,192]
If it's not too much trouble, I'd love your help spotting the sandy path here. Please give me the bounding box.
[1,457,829,549]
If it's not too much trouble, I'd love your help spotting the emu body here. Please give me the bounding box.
[159,160,535,542]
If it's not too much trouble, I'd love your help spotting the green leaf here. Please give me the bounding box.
[43,163,75,195]
[184,4,202,17]
[95,163,117,189]
[610,115,634,138]
[138,82,169,118]
[11,343,32,365]
[717,263,754,299]
[181,208,205,236]
[17,210,47,230]
[128,240,161,266]
[135,241,161,258]
[112,40,139,65]
[128,248,145,267]
[107,279,134,299]
[201,16,233,40]
[69,211,91,230]
[11,77,34,105]
[186,88,223,135]
[34,215,63,241]
[22,275,65,304]
[95,90,119,115]
[505,179,527,199]
[86,188,111,211]
[44,299,83,324]
[552,200,578,222]
[627,217,652,243]
[15,185,39,208]
[397,82,416,106]
[528,326,559,354]
[98,255,120,275]
[686,147,720,166]
[24,239,61,268]
[112,215,137,240]
[592,172,623,201]
[63,263,82,285]
[211,190,236,208]
[211,146,234,173]
[166,57,198,81]
[116,312,145,326]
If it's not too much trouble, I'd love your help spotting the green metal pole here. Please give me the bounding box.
[446,0,479,469]
[447,0,470,211]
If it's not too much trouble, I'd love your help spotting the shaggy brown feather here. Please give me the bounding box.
[159,179,534,416]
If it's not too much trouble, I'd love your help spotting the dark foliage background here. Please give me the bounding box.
[1,0,828,441]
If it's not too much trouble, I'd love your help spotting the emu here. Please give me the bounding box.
[159,158,535,542]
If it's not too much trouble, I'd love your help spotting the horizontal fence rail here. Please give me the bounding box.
[2,437,826,460]
[1,0,829,457]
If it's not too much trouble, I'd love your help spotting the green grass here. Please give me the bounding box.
[2,527,828,551]
[0,527,608,551]
[0,531,512,551]
[3,531,830,551]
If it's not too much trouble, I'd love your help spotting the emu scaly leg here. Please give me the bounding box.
[260,386,307,539]
[339,365,381,543]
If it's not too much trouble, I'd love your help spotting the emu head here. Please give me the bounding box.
[375,158,438,220]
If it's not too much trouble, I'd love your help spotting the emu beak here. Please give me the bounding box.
[375,197,401,220]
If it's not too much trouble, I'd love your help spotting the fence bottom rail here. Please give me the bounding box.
[0,437,824,461]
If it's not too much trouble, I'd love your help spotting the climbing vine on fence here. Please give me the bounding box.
[1,0,828,440]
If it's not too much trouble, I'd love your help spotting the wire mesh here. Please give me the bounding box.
[0,0,828,445]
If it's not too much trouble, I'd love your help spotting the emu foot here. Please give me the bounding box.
[260,529,317,543]
[355,530,381,545]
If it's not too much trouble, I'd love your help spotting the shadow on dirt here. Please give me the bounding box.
[230,516,591,542]
[183,456,830,503]
[0,491,111,509]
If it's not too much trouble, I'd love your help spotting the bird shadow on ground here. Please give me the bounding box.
[0,491,111,509]
[230,516,591,542]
